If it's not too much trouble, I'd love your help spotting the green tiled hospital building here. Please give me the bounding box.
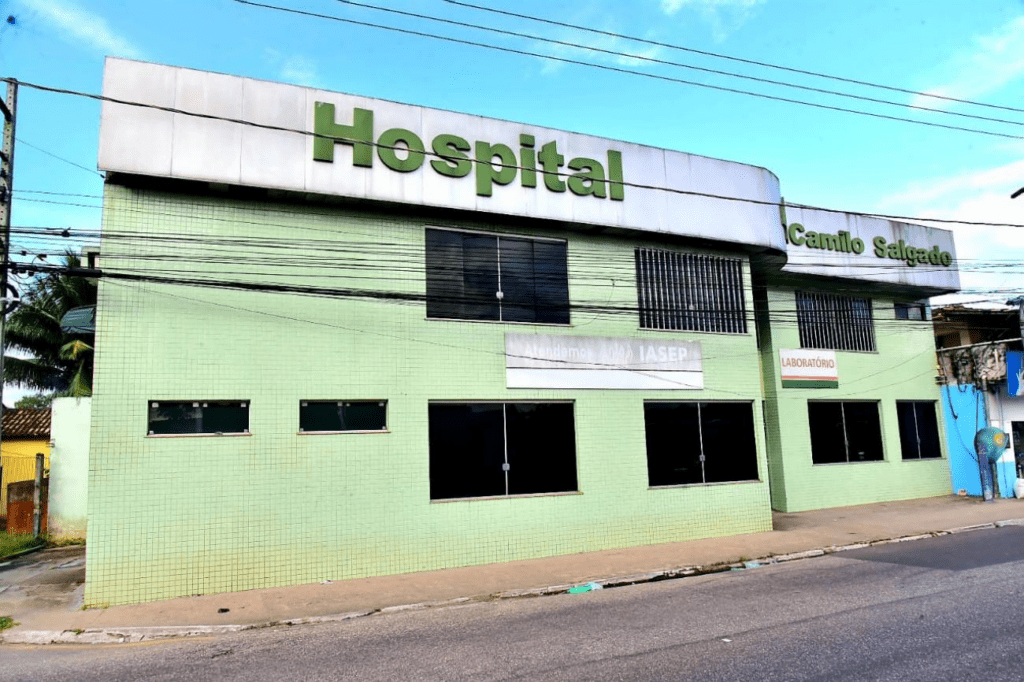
[85,58,960,606]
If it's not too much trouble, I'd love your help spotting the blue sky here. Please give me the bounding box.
[1,0,1024,399]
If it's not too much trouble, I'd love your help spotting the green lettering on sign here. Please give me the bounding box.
[312,103,626,202]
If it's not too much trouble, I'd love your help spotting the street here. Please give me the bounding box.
[5,526,1024,681]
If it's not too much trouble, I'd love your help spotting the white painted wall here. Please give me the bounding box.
[98,58,785,254]
[47,397,91,539]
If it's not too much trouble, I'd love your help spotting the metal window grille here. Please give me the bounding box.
[796,291,876,352]
[634,249,746,333]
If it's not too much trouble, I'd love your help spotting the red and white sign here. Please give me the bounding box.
[779,349,838,388]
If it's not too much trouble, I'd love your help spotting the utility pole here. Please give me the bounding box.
[1,80,17,464]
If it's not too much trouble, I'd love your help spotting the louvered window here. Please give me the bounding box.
[425,228,570,324]
[796,291,875,352]
[634,249,746,333]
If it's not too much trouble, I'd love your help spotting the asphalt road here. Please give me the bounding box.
[5,526,1024,681]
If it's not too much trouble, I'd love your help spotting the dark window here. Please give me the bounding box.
[643,401,758,486]
[896,402,942,459]
[300,401,387,432]
[796,291,875,352]
[428,402,577,500]
[635,249,746,333]
[148,401,249,435]
[895,302,926,321]
[808,401,883,464]
[425,228,569,324]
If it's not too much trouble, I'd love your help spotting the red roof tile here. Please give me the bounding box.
[2,408,51,439]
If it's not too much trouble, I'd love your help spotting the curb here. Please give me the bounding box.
[0,543,46,563]
[6,516,1024,645]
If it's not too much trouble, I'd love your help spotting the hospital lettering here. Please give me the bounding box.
[313,103,625,201]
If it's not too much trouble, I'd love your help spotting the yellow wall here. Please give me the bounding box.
[1,439,50,519]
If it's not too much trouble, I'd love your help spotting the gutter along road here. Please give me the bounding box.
[6,525,1024,681]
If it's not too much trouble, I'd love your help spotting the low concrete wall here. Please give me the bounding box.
[47,397,91,540]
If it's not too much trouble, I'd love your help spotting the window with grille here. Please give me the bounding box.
[425,228,570,324]
[808,401,884,464]
[428,402,578,500]
[634,249,746,334]
[896,401,942,460]
[796,291,875,352]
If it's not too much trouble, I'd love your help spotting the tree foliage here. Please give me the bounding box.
[14,393,54,409]
[3,253,97,397]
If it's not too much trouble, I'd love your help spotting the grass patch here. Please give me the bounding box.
[0,532,44,559]
[0,616,16,631]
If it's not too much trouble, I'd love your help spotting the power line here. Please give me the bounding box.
[328,0,1024,129]
[14,137,102,177]
[231,0,1023,141]
[4,83,1024,230]
[441,0,1024,116]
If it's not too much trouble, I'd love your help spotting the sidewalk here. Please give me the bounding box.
[3,495,1023,644]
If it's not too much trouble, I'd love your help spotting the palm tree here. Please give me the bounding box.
[3,253,97,397]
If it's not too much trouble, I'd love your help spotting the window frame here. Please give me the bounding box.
[796,291,876,352]
[424,226,571,326]
[427,400,580,502]
[147,400,251,437]
[298,400,389,435]
[894,301,927,321]
[807,400,885,465]
[643,400,760,488]
[896,401,943,460]
[634,248,748,335]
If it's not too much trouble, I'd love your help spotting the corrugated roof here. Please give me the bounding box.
[2,408,52,439]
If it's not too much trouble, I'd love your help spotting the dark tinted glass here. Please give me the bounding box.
[533,241,570,324]
[498,238,538,323]
[425,229,465,320]
[896,402,919,459]
[644,402,703,486]
[148,402,202,435]
[300,401,386,432]
[505,403,577,495]
[429,404,506,500]
[462,235,500,320]
[148,401,248,435]
[424,229,499,321]
[915,402,941,459]
[808,402,846,464]
[844,402,884,462]
[701,402,759,483]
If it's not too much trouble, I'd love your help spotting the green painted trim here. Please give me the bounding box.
[781,379,839,389]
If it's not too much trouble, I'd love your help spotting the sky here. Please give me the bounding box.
[1,0,1024,401]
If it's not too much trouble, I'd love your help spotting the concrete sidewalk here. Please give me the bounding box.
[3,495,1024,644]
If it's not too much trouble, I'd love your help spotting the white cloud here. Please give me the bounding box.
[17,0,143,59]
[659,0,765,41]
[878,162,1024,306]
[264,49,320,87]
[532,28,667,76]
[911,16,1024,110]
[280,55,319,87]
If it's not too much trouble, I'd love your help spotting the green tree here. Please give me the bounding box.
[14,393,55,409]
[3,253,97,397]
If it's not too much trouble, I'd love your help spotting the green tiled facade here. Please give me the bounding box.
[86,185,775,607]
[757,288,951,512]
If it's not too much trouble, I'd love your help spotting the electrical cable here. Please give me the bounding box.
[229,0,1023,141]
[440,0,1024,116]
[328,0,1024,129]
